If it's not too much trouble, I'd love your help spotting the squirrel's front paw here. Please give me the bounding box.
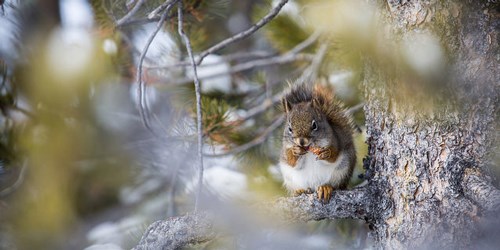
[313,147,339,163]
[316,148,332,160]
[291,145,307,156]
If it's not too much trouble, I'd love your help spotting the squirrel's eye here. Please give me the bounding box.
[288,127,293,133]
[312,120,318,131]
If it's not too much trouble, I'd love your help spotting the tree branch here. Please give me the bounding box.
[177,0,204,211]
[132,213,215,250]
[462,168,500,213]
[133,187,370,249]
[270,187,370,222]
[195,0,289,65]
[172,53,313,85]
[135,0,178,133]
[116,0,146,27]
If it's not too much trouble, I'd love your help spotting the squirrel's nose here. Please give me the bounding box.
[297,138,309,147]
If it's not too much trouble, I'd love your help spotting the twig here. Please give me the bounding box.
[177,1,204,212]
[117,16,161,27]
[242,93,284,121]
[195,0,289,65]
[116,0,146,27]
[136,0,178,133]
[145,50,275,70]
[173,53,314,85]
[204,115,285,157]
[148,0,176,19]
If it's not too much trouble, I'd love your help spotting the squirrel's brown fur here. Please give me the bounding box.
[280,83,357,203]
[282,83,355,136]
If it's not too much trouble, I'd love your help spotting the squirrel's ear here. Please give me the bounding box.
[282,99,292,113]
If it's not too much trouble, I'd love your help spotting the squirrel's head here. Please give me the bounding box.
[282,100,332,148]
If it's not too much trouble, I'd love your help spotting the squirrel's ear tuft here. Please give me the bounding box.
[311,97,321,109]
[282,98,292,113]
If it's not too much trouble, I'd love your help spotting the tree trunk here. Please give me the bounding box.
[362,0,499,248]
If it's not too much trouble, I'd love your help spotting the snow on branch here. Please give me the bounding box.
[133,187,370,249]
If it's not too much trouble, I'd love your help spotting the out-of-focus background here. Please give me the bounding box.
[1,0,496,249]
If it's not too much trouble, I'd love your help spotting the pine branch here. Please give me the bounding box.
[133,187,370,249]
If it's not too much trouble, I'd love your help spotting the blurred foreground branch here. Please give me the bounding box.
[133,187,370,249]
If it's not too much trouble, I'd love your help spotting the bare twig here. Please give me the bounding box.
[242,93,284,121]
[148,0,176,19]
[133,187,370,249]
[177,1,204,212]
[195,0,289,65]
[204,115,285,157]
[146,50,275,70]
[136,0,178,133]
[116,0,146,26]
[172,53,313,85]
[117,16,161,27]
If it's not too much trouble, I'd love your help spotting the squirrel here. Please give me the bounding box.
[279,83,356,203]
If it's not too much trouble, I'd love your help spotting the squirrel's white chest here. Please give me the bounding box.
[280,152,348,192]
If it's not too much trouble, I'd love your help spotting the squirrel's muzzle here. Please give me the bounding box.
[295,138,310,147]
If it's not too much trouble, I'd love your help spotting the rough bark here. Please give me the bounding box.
[361,0,499,249]
[133,213,215,250]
